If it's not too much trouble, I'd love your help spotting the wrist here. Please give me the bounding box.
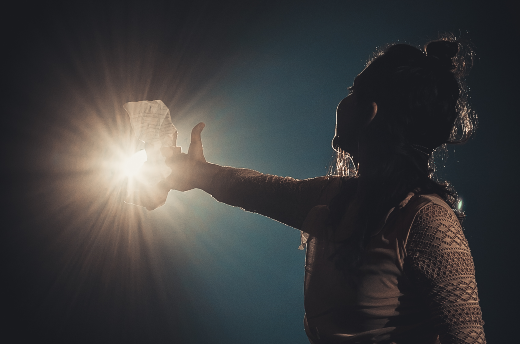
[193,161,222,192]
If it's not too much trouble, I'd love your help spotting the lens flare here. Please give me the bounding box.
[123,150,147,176]
[457,199,463,212]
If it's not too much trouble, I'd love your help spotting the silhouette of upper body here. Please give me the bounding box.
[149,38,486,344]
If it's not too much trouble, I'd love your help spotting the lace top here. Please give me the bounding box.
[404,203,486,344]
[205,166,486,343]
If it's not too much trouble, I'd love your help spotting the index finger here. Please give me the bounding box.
[161,145,181,158]
[172,130,178,147]
[161,131,181,158]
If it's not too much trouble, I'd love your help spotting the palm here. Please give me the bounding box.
[163,122,206,191]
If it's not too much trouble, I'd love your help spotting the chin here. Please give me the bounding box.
[332,135,342,150]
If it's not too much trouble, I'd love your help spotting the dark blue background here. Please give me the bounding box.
[3,0,518,343]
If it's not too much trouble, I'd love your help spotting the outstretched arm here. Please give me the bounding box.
[203,166,338,230]
[152,123,341,229]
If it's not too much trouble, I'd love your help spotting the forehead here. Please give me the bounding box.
[352,73,364,89]
[354,63,378,88]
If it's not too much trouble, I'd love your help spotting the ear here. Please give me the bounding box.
[368,102,378,123]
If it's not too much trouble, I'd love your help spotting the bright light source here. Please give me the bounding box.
[457,199,463,211]
[123,150,147,176]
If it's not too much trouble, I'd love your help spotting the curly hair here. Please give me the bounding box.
[329,36,477,272]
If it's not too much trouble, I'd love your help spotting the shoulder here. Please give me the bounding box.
[405,194,469,253]
[403,194,476,283]
[402,196,486,343]
[304,175,354,205]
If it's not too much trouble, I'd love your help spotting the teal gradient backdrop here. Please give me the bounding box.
[4,0,517,343]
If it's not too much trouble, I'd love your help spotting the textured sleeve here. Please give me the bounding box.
[405,203,486,344]
[206,166,340,230]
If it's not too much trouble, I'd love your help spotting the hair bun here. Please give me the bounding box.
[425,40,459,70]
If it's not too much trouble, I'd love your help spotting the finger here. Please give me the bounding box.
[188,122,206,161]
[161,130,180,158]
[144,142,156,154]
[161,146,181,158]
[190,122,205,144]
[145,182,169,210]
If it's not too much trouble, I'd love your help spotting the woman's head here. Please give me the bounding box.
[329,37,476,273]
[332,85,377,157]
[333,38,475,165]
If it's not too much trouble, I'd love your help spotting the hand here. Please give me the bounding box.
[162,122,207,191]
[125,130,184,211]
[133,179,171,211]
[130,140,176,211]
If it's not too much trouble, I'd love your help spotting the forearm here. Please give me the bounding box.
[197,162,339,230]
[163,123,340,227]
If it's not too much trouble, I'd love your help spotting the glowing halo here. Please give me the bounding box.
[123,149,147,176]
[457,199,463,212]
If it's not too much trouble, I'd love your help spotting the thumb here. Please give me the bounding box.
[188,122,206,162]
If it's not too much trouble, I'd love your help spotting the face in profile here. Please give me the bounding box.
[332,74,377,158]
[333,92,359,154]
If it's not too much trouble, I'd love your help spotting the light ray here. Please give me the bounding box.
[123,149,147,176]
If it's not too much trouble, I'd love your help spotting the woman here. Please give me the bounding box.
[148,38,486,343]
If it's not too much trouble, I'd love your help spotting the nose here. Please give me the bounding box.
[336,96,351,118]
